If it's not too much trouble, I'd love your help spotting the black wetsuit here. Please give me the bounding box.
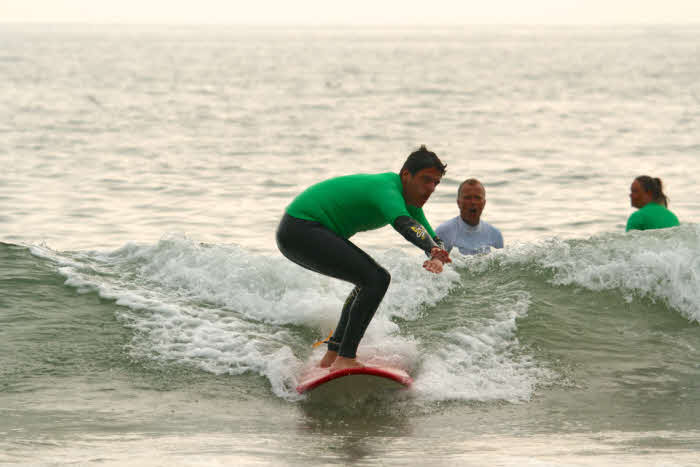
[277,214,391,358]
[277,173,442,359]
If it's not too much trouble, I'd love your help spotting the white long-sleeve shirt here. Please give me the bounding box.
[435,217,503,255]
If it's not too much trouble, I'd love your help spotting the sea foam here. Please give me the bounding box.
[33,235,470,399]
[479,224,700,323]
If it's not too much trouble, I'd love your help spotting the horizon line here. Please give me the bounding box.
[2,20,700,27]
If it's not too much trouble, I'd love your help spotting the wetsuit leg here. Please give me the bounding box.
[328,286,360,352]
[276,213,391,359]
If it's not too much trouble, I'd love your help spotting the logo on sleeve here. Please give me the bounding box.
[410,225,428,240]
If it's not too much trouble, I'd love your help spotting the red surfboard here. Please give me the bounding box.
[296,365,413,394]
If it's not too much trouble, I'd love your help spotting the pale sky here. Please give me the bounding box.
[1,0,700,25]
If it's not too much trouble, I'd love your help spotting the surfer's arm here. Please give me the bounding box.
[393,216,451,264]
[433,236,446,251]
[423,257,443,273]
[431,236,450,263]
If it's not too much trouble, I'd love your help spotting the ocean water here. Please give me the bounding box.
[1,24,700,465]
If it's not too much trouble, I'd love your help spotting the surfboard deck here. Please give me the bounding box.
[296,365,412,394]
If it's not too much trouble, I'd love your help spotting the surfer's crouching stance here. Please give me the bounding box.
[276,146,451,371]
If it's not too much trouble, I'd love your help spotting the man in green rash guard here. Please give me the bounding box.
[626,175,680,232]
[276,146,451,371]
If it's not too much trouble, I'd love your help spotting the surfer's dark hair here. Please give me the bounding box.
[400,145,446,176]
[636,175,669,207]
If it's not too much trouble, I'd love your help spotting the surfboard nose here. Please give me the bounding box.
[296,365,412,394]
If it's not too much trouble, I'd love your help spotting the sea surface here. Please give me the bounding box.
[1,23,700,466]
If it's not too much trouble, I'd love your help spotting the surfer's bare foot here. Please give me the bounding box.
[330,357,364,370]
[319,350,337,368]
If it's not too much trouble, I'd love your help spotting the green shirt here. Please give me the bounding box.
[626,202,680,232]
[286,172,436,239]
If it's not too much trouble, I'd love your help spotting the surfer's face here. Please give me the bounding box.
[630,180,652,209]
[401,167,442,208]
[457,183,486,226]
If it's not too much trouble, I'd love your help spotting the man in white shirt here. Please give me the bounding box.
[435,178,503,255]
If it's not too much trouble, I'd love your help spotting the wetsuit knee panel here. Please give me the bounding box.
[372,266,391,290]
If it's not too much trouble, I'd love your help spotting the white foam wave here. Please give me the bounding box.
[412,279,552,403]
[32,235,474,400]
[472,224,700,322]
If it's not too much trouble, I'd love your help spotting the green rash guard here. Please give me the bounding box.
[285,172,437,240]
[626,202,680,232]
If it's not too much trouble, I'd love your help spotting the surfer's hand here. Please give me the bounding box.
[430,247,451,264]
[423,257,443,274]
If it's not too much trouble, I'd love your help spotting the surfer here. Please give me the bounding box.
[276,146,451,371]
[435,178,503,255]
[626,175,680,232]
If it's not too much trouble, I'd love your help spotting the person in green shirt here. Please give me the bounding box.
[276,146,451,371]
[626,175,680,232]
